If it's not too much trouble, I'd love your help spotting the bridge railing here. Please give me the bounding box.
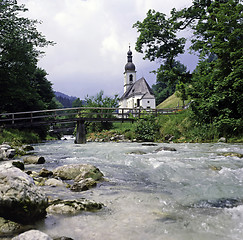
[0,107,184,127]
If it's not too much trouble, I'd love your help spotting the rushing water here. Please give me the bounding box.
[26,138,243,240]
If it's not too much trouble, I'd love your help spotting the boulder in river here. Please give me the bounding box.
[220,152,243,158]
[0,217,29,237]
[45,178,66,187]
[126,150,147,155]
[22,145,35,151]
[70,178,97,192]
[12,229,52,240]
[0,144,16,160]
[191,198,243,209]
[39,168,53,177]
[0,164,48,224]
[155,146,177,152]
[23,156,45,164]
[53,164,104,181]
[46,199,104,215]
[12,161,25,170]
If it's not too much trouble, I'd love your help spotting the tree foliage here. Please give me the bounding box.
[152,60,188,105]
[134,0,243,136]
[0,0,56,113]
[84,91,119,132]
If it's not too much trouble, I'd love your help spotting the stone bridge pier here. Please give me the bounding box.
[75,120,86,144]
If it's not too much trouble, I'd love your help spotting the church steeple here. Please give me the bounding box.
[125,46,136,71]
[124,45,136,93]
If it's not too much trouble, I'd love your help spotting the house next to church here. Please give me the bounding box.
[119,47,156,109]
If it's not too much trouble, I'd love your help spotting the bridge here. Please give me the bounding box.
[0,107,183,143]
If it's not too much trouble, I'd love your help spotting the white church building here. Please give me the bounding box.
[119,47,156,109]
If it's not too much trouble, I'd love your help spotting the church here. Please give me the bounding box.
[119,47,156,109]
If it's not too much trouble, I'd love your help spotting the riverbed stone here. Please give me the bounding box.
[23,156,45,164]
[127,150,147,155]
[0,149,6,160]
[0,164,48,224]
[155,146,177,152]
[46,199,104,215]
[53,164,104,181]
[39,168,53,177]
[70,178,97,192]
[218,137,226,143]
[12,229,52,240]
[0,217,24,236]
[23,145,35,151]
[45,178,66,187]
[191,198,243,209]
[220,152,243,158]
[12,161,25,170]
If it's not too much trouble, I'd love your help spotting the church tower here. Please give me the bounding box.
[124,46,136,93]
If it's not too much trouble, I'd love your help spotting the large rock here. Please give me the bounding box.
[0,217,26,237]
[12,229,52,240]
[53,164,103,181]
[23,156,45,164]
[0,144,16,160]
[46,199,103,215]
[0,164,48,224]
[155,146,177,152]
[70,178,97,192]
[45,178,66,187]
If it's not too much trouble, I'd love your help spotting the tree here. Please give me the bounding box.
[72,98,84,108]
[0,0,55,113]
[152,61,188,105]
[84,91,119,132]
[133,0,243,136]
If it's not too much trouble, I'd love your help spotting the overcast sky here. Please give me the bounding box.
[18,0,197,99]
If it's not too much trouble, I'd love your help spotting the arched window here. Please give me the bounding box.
[129,74,133,83]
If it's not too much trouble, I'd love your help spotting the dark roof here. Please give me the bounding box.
[120,77,155,100]
[125,62,135,71]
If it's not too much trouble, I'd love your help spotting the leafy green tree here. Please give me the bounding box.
[72,98,84,108]
[31,68,57,109]
[84,91,119,132]
[0,0,55,113]
[134,0,243,136]
[152,61,188,105]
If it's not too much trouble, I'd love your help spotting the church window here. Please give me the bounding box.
[129,74,133,83]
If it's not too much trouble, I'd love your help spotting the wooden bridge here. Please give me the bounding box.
[0,107,183,143]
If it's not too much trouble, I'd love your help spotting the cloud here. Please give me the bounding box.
[18,0,195,98]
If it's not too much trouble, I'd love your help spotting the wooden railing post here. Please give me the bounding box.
[12,114,14,124]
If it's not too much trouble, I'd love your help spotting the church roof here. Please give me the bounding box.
[120,77,155,100]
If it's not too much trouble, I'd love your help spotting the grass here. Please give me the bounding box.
[0,128,41,146]
[157,92,190,109]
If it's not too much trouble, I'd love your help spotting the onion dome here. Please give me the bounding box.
[125,46,136,71]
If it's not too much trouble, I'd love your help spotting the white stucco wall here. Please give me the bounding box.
[119,96,156,109]
[140,98,156,109]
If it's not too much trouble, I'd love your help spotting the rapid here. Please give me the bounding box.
[28,138,243,240]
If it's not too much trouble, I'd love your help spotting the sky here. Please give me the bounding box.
[18,0,198,99]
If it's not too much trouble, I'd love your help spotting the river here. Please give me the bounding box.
[27,139,243,240]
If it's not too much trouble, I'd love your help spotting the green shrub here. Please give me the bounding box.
[134,115,159,142]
